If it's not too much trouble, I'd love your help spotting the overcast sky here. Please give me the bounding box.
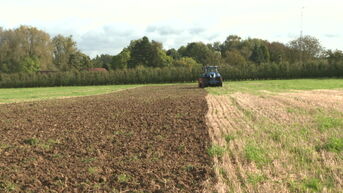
[0,0,342,57]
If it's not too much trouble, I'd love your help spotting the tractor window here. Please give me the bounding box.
[205,67,218,73]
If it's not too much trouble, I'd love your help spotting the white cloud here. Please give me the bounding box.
[0,0,342,57]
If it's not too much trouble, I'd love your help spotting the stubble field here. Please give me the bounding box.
[206,80,343,193]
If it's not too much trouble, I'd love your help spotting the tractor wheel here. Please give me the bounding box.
[200,82,206,88]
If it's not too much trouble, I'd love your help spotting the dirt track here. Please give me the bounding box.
[0,86,214,192]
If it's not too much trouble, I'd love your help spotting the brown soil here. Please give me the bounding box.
[0,86,214,192]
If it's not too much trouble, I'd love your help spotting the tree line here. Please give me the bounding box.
[0,26,91,73]
[0,25,342,87]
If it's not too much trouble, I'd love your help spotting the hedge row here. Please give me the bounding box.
[0,62,342,88]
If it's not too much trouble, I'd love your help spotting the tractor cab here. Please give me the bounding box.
[198,66,223,88]
[204,66,219,74]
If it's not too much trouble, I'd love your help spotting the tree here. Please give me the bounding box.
[268,42,290,63]
[173,57,201,68]
[249,44,270,64]
[112,48,130,69]
[69,51,91,70]
[211,41,222,52]
[14,26,53,70]
[289,35,323,63]
[128,36,172,68]
[52,35,78,71]
[92,54,113,70]
[223,50,246,66]
[128,37,152,68]
[0,63,9,73]
[325,49,343,72]
[166,48,181,60]
[179,42,221,65]
[21,56,40,72]
[221,35,242,54]
[0,26,53,72]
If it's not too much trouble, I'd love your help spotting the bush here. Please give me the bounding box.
[0,66,201,88]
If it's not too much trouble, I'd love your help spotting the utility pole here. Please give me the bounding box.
[300,4,304,39]
[300,1,305,66]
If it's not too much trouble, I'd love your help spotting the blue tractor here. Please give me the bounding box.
[198,66,223,88]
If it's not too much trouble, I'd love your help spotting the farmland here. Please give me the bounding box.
[0,85,214,192]
[206,79,343,193]
[0,79,343,192]
[0,85,141,104]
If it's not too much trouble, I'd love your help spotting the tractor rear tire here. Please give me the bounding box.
[202,79,208,88]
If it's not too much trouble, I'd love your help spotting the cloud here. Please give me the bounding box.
[146,25,207,36]
[77,25,140,57]
[189,27,206,35]
[324,34,340,38]
[1,0,343,54]
[77,24,212,57]
[146,26,183,35]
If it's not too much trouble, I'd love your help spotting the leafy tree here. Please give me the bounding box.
[250,44,270,64]
[128,36,152,68]
[21,56,40,72]
[166,48,181,60]
[179,42,221,65]
[261,44,270,62]
[173,57,201,68]
[268,42,290,63]
[128,36,172,68]
[112,48,130,69]
[69,51,91,70]
[223,50,246,66]
[210,41,222,52]
[326,50,343,64]
[289,35,323,63]
[325,49,343,73]
[52,35,78,71]
[14,26,53,70]
[0,63,9,73]
[92,54,113,69]
[0,25,53,72]
[221,35,242,54]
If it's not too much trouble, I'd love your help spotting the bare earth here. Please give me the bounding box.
[206,89,343,193]
[0,86,214,192]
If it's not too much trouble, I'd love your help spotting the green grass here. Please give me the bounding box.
[316,115,342,132]
[317,137,343,153]
[23,138,40,146]
[0,181,17,191]
[207,145,226,157]
[87,167,99,175]
[206,79,343,95]
[244,143,269,166]
[224,135,235,143]
[289,178,324,193]
[117,174,130,183]
[0,84,141,104]
[247,173,267,185]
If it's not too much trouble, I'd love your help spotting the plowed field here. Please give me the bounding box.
[0,86,214,192]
